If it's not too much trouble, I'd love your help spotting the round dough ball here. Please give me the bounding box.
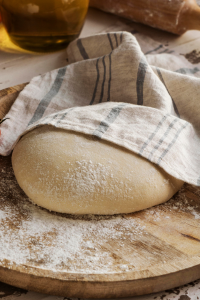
[12,125,184,215]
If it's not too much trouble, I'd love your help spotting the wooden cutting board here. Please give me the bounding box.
[1,85,200,298]
[0,83,27,120]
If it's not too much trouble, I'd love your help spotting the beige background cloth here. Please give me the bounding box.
[0,31,200,185]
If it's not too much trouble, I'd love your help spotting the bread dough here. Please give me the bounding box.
[12,125,184,215]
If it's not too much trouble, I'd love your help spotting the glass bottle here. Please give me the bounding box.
[0,0,89,52]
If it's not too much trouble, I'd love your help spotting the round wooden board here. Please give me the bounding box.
[1,155,200,298]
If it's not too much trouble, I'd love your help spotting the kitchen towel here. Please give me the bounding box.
[0,31,200,185]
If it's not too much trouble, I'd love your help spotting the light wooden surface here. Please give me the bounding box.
[1,6,200,300]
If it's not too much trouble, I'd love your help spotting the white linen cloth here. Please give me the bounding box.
[0,31,200,185]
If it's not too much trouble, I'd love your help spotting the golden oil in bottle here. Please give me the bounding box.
[0,0,89,52]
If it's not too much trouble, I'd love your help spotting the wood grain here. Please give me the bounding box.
[0,83,27,120]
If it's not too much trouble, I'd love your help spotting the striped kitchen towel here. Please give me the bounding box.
[0,31,200,186]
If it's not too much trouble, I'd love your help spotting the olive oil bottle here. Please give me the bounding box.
[0,0,89,52]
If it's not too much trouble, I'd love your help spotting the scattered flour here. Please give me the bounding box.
[1,157,200,276]
[0,160,147,274]
[144,184,200,221]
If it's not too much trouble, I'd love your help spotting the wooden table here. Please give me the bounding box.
[1,7,200,300]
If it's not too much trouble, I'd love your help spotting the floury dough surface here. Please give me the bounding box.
[12,126,184,215]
